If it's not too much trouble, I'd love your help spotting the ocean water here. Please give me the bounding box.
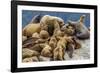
[22,10,90,28]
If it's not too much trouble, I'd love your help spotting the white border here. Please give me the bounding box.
[17,5,94,68]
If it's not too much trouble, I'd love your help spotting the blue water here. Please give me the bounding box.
[22,10,90,28]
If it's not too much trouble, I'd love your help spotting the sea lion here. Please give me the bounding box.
[53,35,73,60]
[29,44,43,52]
[22,36,46,47]
[68,15,90,39]
[40,15,64,36]
[22,23,41,37]
[22,48,40,59]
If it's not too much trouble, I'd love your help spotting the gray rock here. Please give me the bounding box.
[39,56,51,61]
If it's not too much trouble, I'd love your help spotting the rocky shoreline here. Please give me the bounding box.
[22,15,90,62]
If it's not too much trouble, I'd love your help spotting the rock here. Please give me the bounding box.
[39,56,51,61]
[22,56,39,62]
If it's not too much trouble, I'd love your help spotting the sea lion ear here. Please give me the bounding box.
[79,15,85,23]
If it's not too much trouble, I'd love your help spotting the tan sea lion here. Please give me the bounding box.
[41,44,53,57]
[22,23,41,37]
[40,15,64,36]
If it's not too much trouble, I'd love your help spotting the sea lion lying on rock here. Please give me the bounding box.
[22,37,39,48]
[22,48,40,59]
[23,14,43,37]
[22,36,48,48]
[22,23,41,37]
[40,15,64,36]
[29,44,43,52]
[53,35,73,60]
[68,15,90,39]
